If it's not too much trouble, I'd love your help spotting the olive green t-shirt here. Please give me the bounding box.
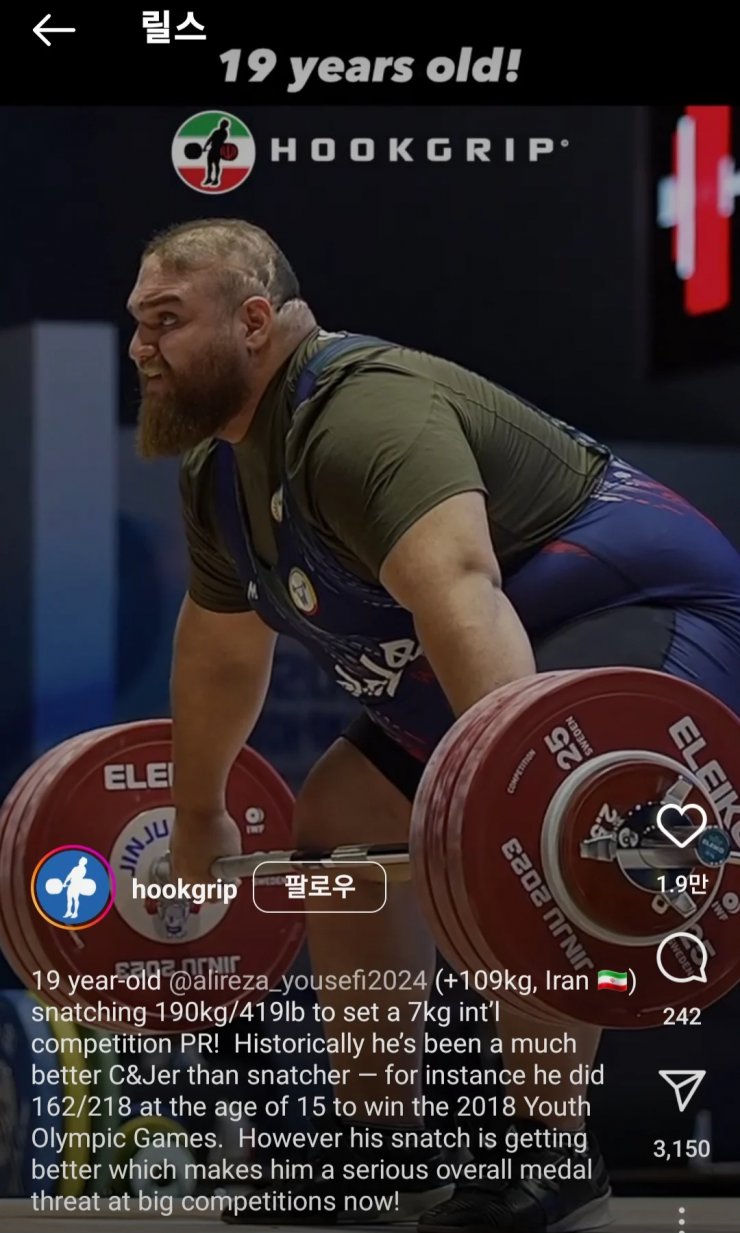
[179,328,609,613]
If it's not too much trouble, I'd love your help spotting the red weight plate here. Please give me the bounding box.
[417,681,523,977]
[10,721,304,1032]
[429,690,539,1008]
[430,676,580,1024]
[14,736,180,1025]
[448,668,740,1028]
[413,675,577,1023]
[12,724,302,1031]
[221,142,238,160]
[0,733,114,994]
[16,727,306,1029]
[411,691,497,983]
[445,672,625,1022]
[415,680,548,986]
[437,673,584,995]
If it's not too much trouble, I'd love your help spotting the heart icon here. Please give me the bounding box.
[656,803,708,849]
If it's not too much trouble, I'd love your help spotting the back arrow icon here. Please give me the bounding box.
[33,14,76,46]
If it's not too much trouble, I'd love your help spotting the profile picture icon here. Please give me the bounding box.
[31,845,115,930]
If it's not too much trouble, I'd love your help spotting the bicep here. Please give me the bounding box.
[379,490,501,612]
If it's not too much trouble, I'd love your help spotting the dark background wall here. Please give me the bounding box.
[2,103,739,1175]
[4,104,740,444]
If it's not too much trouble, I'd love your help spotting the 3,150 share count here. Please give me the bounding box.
[654,1140,711,1162]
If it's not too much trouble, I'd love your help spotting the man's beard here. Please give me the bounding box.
[135,343,251,458]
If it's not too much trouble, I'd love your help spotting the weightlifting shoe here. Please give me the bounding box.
[417,1118,612,1231]
[221,1111,458,1224]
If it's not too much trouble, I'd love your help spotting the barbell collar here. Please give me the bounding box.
[579,835,739,869]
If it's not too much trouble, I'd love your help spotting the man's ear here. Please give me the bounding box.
[239,296,273,348]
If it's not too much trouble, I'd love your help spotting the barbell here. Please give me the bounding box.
[0,667,738,1034]
[150,829,738,885]
[183,140,238,161]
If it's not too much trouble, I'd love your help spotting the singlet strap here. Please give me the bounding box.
[291,332,391,410]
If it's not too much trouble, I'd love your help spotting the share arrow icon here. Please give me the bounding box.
[659,1070,706,1113]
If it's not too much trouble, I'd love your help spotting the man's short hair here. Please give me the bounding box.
[142,218,301,308]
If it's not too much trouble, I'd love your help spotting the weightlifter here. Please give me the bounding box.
[127,218,740,1231]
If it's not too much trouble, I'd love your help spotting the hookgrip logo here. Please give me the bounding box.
[31,845,116,930]
[171,110,565,196]
[171,111,256,194]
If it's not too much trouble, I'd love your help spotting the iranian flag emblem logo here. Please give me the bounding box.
[171,111,256,194]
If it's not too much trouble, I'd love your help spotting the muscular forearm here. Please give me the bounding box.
[170,596,275,816]
[413,572,536,718]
